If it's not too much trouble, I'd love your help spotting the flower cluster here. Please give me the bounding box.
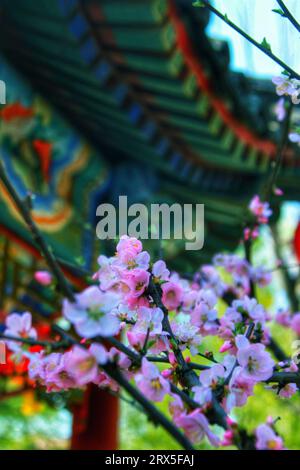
[249,195,272,225]
[272,76,300,105]
[3,233,299,450]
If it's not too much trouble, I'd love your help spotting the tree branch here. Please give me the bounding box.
[0,159,75,302]
[276,0,300,34]
[195,0,300,79]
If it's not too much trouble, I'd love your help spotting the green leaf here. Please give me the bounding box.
[193,0,205,7]
[261,37,272,52]
[75,256,85,266]
[224,13,229,22]
[272,8,285,17]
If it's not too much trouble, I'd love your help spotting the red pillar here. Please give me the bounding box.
[71,385,119,450]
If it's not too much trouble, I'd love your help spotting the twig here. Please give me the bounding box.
[263,100,293,201]
[0,160,194,450]
[51,325,194,449]
[196,0,300,79]
[266,371,300,387]
[0,159,75,302]
[147,278,230,429]
[197,352,219,364]
[224,322,255,387]
[147,279,199,388]
[0,333,69,350]
[276,0,300,34]
[141,327,150,357]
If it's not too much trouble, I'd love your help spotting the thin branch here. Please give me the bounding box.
[276,0,300,34]
[147,355,210,370]
[0,333,69,350]
[0,162,194,450]
[141,327,150,357]
[0,159,75,302]
[53,326,194,450]
[195,0,300,79]
[106,364,194,450]
[197,352,219,364]
[263,100,293,201]
[147,278,199,388]
[224,322,255,387]
[147,278,229,429]
[267,371,300,387]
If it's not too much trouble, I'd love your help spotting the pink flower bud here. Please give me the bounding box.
[161,369,172,378]
[34,270,52,286]
[266,416,274,425]
[168,351,177,366]
[219,340,232,353]
[221,430,234,446]
[274,187,283,196]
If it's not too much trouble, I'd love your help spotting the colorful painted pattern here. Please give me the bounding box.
[0,56,109,270]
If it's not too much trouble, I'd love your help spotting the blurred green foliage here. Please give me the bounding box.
[0,395,71,449]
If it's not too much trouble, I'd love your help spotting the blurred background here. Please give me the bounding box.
[1,0,300,450]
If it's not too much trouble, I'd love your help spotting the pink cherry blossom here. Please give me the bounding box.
[28,351,49,383]
[63,346,99,386]
[226,366,255,411]
[135,358,170,402]
[255,423,284,450]
[171,318,202,355]
[116,235,142,256]
[122,268,150,299]
[275,309,292,327]
[213,254,251,296]
[169,393,185,420]
[249,195,272,224]
[279,383,297,398]
[152,260,170,281]
[193,356,236,406]
[272,76,300,104]
[250,267,272,287]
[35,352,76,392]
[274,97,286,121]
[175,409,220,446]
[4,312,37,352]
[191,289,218,335]
[115,236,151,270]
[89,343,108,365]
[236,335,274,382]
[161,281,183,310]
[193,364,226,406]
[95,255,121,291]
[111,303,136,323]
[63,286,121,338]
[225,297,267,326]
[127,306,166,350]
[108,347,131,371]
[198,265,226,297]
[291,313,300,335]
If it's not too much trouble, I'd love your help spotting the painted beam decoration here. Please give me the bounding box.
[0,55,109,272]
[0,0,299,273]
